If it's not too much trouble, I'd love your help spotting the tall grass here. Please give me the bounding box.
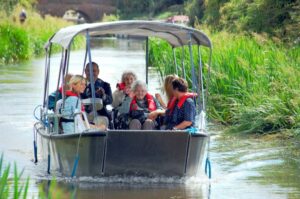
[0,154,30,199]
[149,29,300,134]
[0,4,84,65]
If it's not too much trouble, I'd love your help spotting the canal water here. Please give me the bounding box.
[0,39,299,198]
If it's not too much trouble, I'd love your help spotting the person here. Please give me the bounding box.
[81,62,113,127]
[165,78,196,130]
[19,9,27,24]
[119,80,162,130]
[48,74,73,111]
[60,75,105,134]
[112,71,137,108]
[155,74,178,109]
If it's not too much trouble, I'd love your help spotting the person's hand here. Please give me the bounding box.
[124,87,131,95]
[96,88,105,96]
[128,91,135,98]
[148,111,158,121]
[155,93,162,100]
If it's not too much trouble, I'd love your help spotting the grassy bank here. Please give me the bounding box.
[149,29,300,135]
[0,5,84,65]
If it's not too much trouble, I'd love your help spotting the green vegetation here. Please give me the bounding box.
[0,154,30,199]
[186,0,299,43]
[0,2,84,65]
[149,29,300,135]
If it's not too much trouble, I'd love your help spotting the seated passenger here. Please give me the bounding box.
[165,78,196,130]
[48,74,73,110]
[119,80,162,130]
[60,75,105,134]
[112,71,137,109]
[81,62,113,128]
[155,74,178,109]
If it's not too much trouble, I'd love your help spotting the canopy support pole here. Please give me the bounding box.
[198,46,205,111]
[188,33,198,94]
[145,37,149,84]
[172,47,178,75]
[86,30,97,119]
[181,46,186,80]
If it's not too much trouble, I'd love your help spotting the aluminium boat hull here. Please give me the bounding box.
[36,123,207,177]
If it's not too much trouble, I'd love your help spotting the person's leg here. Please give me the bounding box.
[94,116,109,128]
[142,119,155,130]
[129,119,142,130]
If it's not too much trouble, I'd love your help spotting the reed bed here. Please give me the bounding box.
[149,30,300,134]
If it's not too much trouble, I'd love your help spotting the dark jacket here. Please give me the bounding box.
[81,78,112,118]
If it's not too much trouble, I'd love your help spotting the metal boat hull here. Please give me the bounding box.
[36,125,207,177]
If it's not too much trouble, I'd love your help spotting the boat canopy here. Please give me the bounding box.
[47,20,212,49]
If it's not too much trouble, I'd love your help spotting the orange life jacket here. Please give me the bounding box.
[130,93,157,112]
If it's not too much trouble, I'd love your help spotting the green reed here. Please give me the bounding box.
[149,30,300,134]
[0,154,30,199]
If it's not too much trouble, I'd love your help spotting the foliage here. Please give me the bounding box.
[149,29,300,134]
[187,0,300,43]
[0,154,30,199]
[102,13,120,22]
[0,3,84,65]
[116,0,186,19]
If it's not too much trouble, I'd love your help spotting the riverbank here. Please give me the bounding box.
[149,27,300,136]
[0,5,84,65]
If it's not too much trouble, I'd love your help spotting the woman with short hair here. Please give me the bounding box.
[119,80,162,130]
[164,78,196,130]
[112,71,137,108]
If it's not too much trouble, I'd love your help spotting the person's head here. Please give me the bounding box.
[121,71,137,87]
[63,73,73,90]
[69,75,86,95]
[132,80,147,100]
[85,62,99,82]
[172,78,188,98]
[164,74,178,100]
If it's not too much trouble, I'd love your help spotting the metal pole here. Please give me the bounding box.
[188,33,198,93]
[145,37,149,84]
[198,46,205,111]
[172,48,178,75]
[181,46,186,80]
[86,30,97,119]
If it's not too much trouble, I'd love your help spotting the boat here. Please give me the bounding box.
[33,21,212,178]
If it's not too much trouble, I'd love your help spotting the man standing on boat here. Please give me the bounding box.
[81,62,113,127]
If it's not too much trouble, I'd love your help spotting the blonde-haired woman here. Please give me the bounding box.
[60,75,105,134]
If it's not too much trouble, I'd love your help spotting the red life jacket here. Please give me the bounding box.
[130,93,157,112]
[116,82,126,91]
[167,92,196,114]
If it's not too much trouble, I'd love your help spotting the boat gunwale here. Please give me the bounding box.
[35,124,208,140]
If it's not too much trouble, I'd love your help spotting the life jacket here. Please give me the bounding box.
[130,93,157,112]
[167,92,196,114]
[116,82,126,91]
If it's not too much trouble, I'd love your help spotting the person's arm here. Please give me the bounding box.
[173,99,195,130]
[102,83,113,105]
[155,93,167,109]
[112,90,122,108]
[117,96,132,115]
